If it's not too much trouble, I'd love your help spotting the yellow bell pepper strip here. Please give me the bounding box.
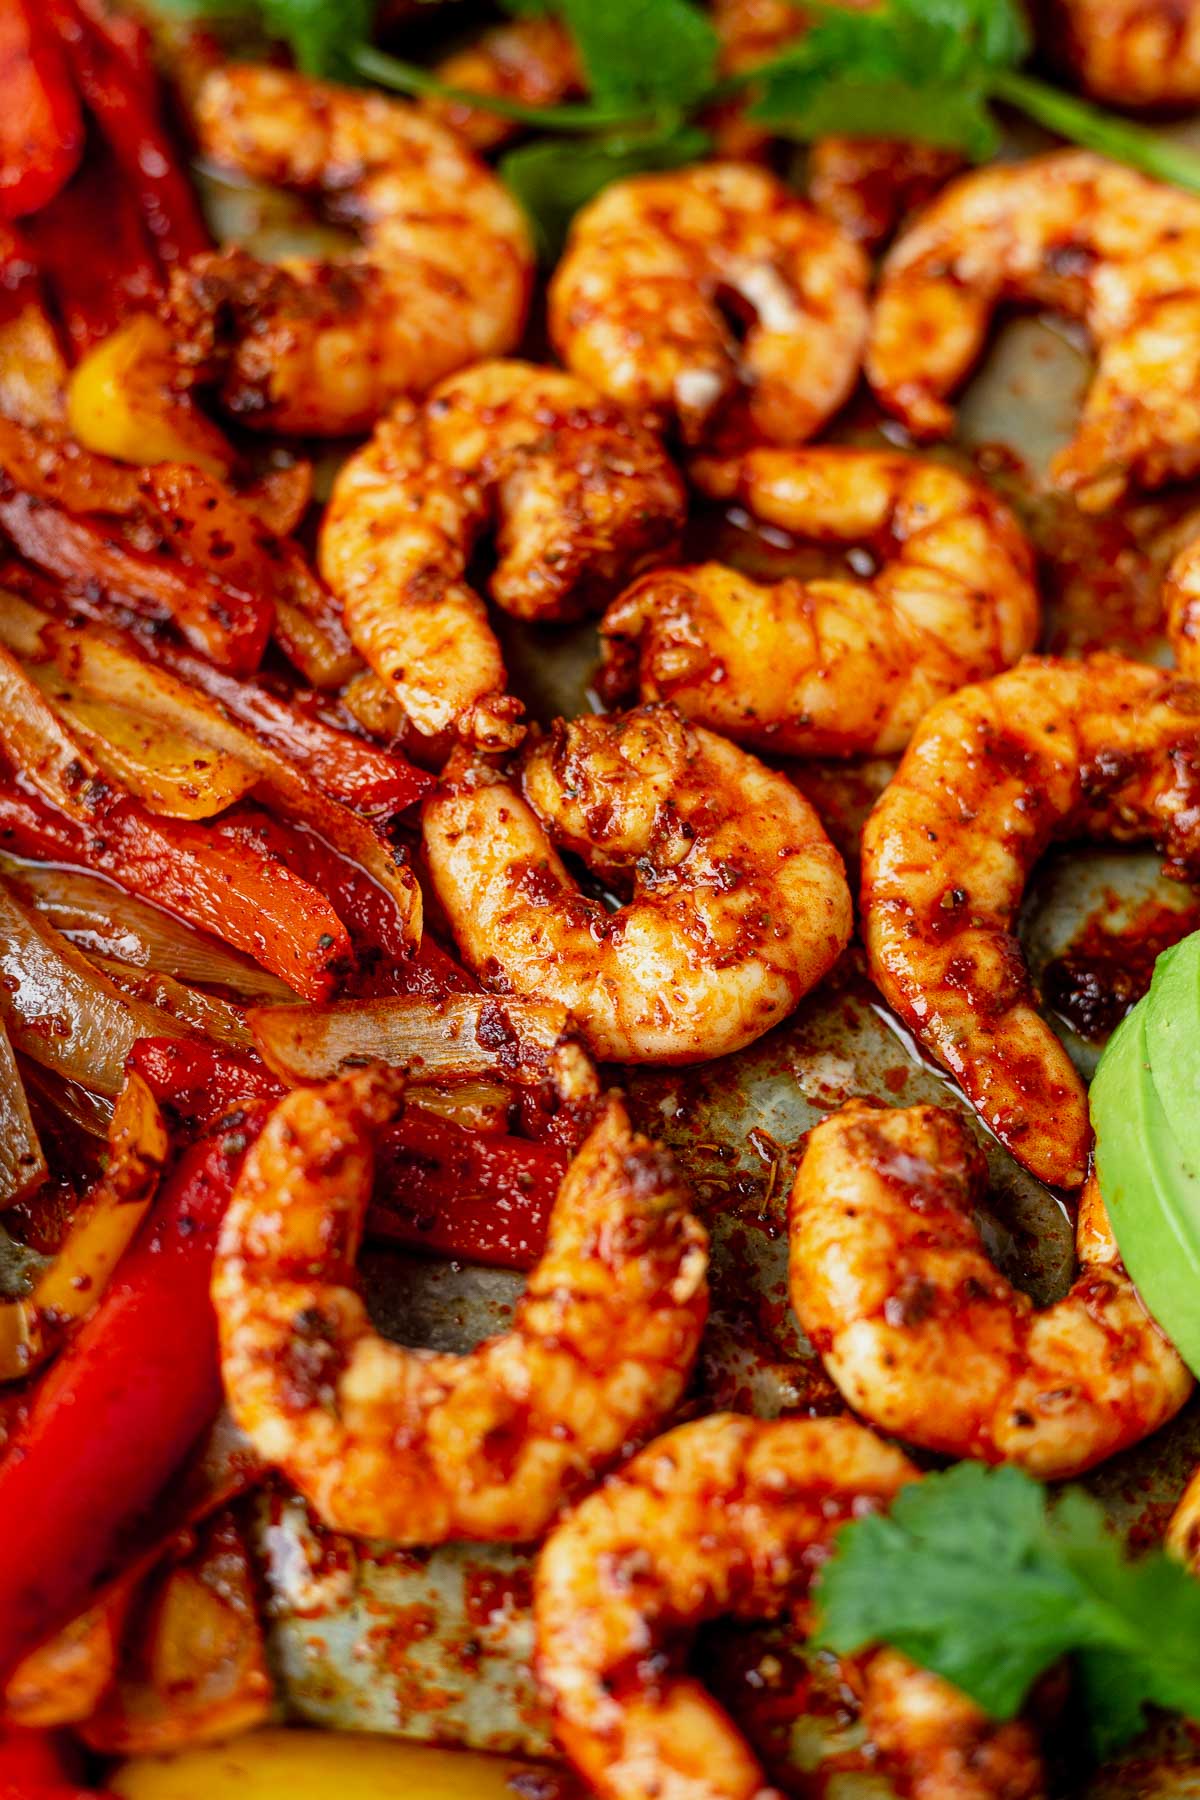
[111,1730,560,1800]
[66,315,233,478]
[0,1101,271,1683]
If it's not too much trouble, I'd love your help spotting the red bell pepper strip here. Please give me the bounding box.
[0,0,83,222]
[45,0,209,269]
[0,487,274,674]
[244,815,474,999]
[0,222,43,324]
[373,1110,564,1272]
[143,639,433,818]
[0,1103,269,1683]
[0,783,351,1000]
[23,135,161,357]
[131,1040,562,1271]
[0,1725,102,1798]
[130,1037,285,1128]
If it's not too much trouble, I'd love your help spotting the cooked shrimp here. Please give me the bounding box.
[1051,0,1200,106]
[861,656,1200,1188]
[1168,1462,1200,1569]
[422,705,852,1063]
[423,15,582,151]
[319,361,686,750]
[868,150,1200,510]
[548,164,870,448]
[1162,531,1200,677]
[165,65,532,436]
[807,136,963,252]
[535,1412,1045,1800]
[601,448,1039,756]
[711,0,960,242]
[213,1069,708,1545]
[791,1106,1191,1476]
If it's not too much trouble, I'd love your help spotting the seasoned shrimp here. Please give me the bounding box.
[165,65,532,436]
[1162,531,1200,677]
[1051,0,1200,106]
[860,656,1200,1188]
[535,1412,1045,1800]
[423,15,582,151]
[318,361,686,750]
[601,448,1039,757]
[791,1106,1191,1477]
[548,164,870,448]
[213,1069,708,1545]
[422,705,852,1063]
[868,150,1200,509]
[806,136,963,253]
[712,0,961,243]
[1168,1462,1200,1569]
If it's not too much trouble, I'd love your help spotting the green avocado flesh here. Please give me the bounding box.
[1144,934,1200,1161]
[1092,983,1200,1379]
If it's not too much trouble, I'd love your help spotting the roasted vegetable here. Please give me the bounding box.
[111,1731,553,1800]
[0,858,295,1002]
[24,138,163,357]
[0,787,352,1001]
[43,0,209,270]
[0,877,189,1096]
[0,0,82,220]
[372,1110,563,1271]
[0,228,66,428]
[0,1070,170,1382]
[0,1103,270,1681]
[80,1510,272,1756]
[0,1016,45,1207]
[248,993,574,1085]
[66,314,232,475]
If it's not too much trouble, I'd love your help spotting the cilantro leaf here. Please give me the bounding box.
[558,0,719,116]
[754,72,1000,159]
[749,0,1026,160]
[813,1462,1200,1753]
[261,0,375,76]
[153,0,374,77]
[501,127,710,258]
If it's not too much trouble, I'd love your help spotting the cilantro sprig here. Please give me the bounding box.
[157,0,1200,250]
[815,1462,1200,1755]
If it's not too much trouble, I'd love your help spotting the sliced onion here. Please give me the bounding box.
[0,300,68,431]
[80,1510,272,1756]
[250,993,575,1085]
[406,1078,514,1134]
[3,1595,123,1728]
[0,878,190,1096]
[93,959,253,1051]
[24,662,258,821]
[0,1019,46,1207]
[0,642,103,822]
[272,544,360,691]
[2,601,421,948]
[5,1409,262,1726]
[0,856,296,1003]
[18,1056,114,1142]
[341,669,407,742]
[242,460,312,538]
[0,1071,169,1385]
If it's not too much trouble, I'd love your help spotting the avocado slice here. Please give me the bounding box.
[1091,995,1200,1378]
[1144,931,1200,1161]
